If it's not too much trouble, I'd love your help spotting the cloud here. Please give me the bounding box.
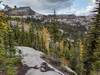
[2,0,73,14]
[90,0,96,3]
[0,4,4,9]
[1,0,96,15]
[57,0,96,16]
[74,5,95,15]
[46,0,67,3]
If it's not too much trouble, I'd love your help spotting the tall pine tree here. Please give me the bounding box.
[83,1,100,75]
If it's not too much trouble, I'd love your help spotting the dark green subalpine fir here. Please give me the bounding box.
[29,22,34,47]
[83,1,100,75]
[13,22,20,45]
[20,21,25,46]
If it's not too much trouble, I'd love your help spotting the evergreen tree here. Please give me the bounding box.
[29,22,34,47]
[0,17,20,75]
[20,20,25,46]
[3,20,16,57]
[83,1,100,75]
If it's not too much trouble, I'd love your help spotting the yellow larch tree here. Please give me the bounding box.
[42,27,51,55]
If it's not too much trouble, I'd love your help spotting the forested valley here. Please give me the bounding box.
[0,0,100,75]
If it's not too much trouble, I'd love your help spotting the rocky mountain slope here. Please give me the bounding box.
[16,46,77,75]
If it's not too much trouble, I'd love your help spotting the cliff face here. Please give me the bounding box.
[6,7,35,16]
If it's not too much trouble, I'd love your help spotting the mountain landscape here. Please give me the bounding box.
[0,0,100,75]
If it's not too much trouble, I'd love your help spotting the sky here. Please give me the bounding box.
[0,0,96,15]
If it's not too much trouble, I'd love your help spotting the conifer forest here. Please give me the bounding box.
[0,0,100,75]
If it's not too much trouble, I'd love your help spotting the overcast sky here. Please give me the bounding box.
[0,0,96,15]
